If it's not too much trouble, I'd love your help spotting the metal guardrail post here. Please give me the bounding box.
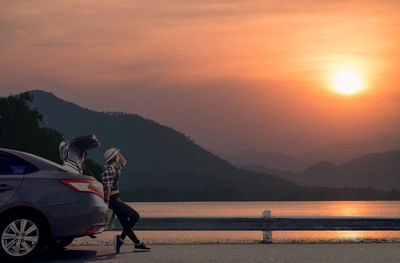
[262,210,272,243]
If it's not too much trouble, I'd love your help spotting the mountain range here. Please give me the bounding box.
[25,90,400,200]
[218,134,400,172]
[241,150,400,190]
[28,90,300,201]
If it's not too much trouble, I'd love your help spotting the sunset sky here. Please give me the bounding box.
[1,0,399,153]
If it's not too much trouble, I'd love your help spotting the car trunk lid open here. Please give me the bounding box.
[59,134,101,175]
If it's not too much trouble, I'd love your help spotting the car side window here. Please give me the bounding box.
[0,153,37,175]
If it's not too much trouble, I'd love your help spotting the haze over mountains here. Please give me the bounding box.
[301,150,400,190]
[218,134,400,172]
[215,150,310,172]
[220,134,400,191]
[241,150,400,191]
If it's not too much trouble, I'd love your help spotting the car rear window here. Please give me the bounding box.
[0,153,38,175]
[15,151,81,174]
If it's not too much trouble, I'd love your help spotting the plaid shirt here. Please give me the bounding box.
[102,161,125,190]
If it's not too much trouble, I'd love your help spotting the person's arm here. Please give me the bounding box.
[102,166,115,206]
[118,152,127,166]
[104,186,111,206]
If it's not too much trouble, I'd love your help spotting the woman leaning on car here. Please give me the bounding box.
[102,147,150,253]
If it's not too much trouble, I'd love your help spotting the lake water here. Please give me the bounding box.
[118,201,400,243]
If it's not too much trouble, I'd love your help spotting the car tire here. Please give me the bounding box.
[0,212,48,262]
[48,238,74,250]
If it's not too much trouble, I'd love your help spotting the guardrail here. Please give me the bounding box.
[108,210,400,243]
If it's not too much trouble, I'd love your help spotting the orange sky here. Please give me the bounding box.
[0,0,399,153]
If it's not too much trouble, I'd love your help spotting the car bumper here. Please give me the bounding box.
[43,194,110,238]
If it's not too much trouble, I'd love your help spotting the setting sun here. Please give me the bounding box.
[333,68,363,95]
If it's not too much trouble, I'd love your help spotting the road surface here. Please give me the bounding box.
[34,243,400,262]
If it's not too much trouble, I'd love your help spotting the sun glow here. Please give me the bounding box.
[333,68,363,95]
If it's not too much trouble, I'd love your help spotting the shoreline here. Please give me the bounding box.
[71,232,400,246]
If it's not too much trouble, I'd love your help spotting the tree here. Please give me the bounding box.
[84,159,104,182]
[0,92,63,163]
[0,92,104,181]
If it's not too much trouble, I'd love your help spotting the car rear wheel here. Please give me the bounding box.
[0,212,48,262]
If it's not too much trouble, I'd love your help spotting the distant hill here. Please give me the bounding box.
[243,150,400,190]
[303,150,400,190]
[216,150,311,172]
[297,135,400,165]
[219,135,400,172]
[238,164,299,183]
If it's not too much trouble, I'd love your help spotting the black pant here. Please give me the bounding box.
[109,194,140,244]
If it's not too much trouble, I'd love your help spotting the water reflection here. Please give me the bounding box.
[123,201,400,243]
[337,231,362,240]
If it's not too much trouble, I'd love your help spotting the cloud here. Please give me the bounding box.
[32,40,83,47]
[0,17,27,45]
[1,0,399,153]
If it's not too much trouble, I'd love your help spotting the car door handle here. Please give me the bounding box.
[0,184,13,191]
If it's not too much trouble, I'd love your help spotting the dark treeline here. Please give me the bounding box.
[0,93,62,163]
[2,91,400,201]
[0,93,103,181]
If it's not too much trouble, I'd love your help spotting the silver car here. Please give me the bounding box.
[0,135,109,261]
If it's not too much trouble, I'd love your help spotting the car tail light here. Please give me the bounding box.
[60,179,104,199]
[87,225,104,233]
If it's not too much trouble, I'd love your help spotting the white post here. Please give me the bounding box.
[262,210,272,243]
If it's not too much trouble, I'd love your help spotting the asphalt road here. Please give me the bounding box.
[35,243,400,263]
